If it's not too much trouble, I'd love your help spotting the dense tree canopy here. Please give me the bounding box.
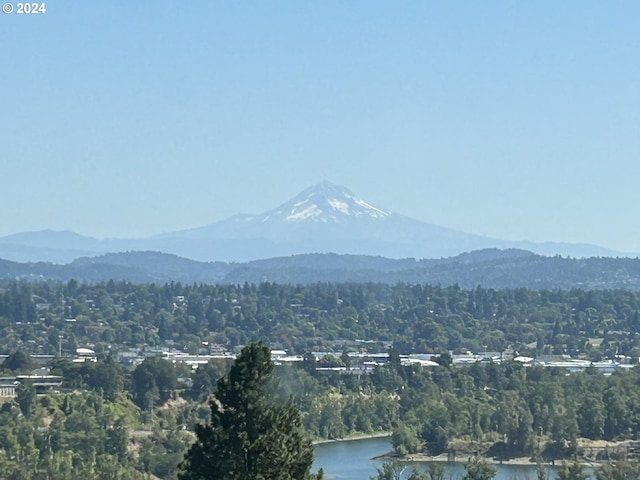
[4,280,640,360]
[5,280,640,478]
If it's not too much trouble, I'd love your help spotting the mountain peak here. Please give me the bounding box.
[297,180,355,198]
[262,181,390,223]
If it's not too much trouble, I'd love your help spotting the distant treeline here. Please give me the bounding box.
[2,280,640,359]
[3,248,640,288]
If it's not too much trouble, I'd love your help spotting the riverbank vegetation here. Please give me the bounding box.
[5,351,640,478]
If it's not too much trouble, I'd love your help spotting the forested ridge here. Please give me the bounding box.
[4,248,640,289]
[3,280,640,477]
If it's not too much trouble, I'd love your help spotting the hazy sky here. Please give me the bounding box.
[2,2,639,252]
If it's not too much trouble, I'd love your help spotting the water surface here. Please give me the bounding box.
[313,436,596,479]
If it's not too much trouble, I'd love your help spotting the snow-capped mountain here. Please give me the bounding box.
[161,181,397,242]
[0,181,627,263]
[258,181,390,223]
[154,181,622,261]
[172,181,390,237]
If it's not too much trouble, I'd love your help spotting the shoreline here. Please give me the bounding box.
[375,438,631,468]
[375,452,548,466]
[375,452,606,469]
[312,431,392,445]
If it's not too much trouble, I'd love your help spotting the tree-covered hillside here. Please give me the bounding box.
[2,280,640,358]
[3,249,640,289]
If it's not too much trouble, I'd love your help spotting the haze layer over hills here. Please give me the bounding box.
[3,249,640,290]
[0,181,627,264]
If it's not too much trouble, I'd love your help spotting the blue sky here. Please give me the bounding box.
[1,1,639,252]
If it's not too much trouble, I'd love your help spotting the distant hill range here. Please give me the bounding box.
[2,249,640,290]
[0,181,632,264]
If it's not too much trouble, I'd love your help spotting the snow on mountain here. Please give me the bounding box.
[144,181,627,261]
[0,181,629,263]
[165,181,395,241]
[254,181,390,224]
[153,181,502,259]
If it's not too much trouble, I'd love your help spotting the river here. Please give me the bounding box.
[313,436,596,479]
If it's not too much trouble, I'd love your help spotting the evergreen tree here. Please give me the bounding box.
[16,380,36,418]
[178,342,316,480]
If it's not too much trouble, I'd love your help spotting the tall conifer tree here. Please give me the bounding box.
[179,342,316,480]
